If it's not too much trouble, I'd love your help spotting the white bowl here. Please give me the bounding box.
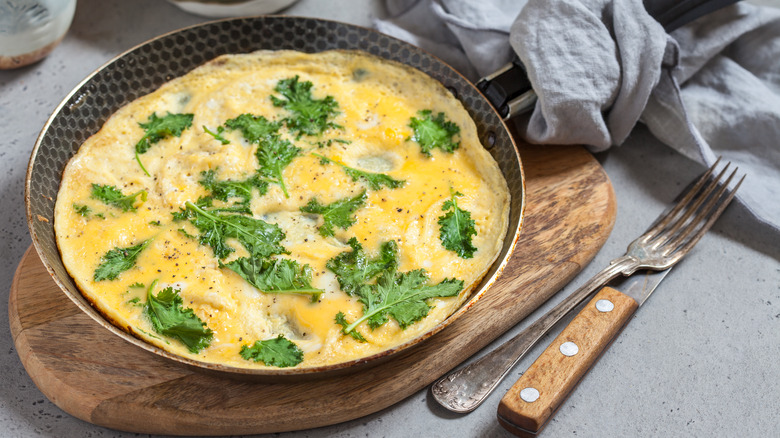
[167,0,299,17]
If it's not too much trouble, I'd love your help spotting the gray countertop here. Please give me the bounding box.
[1,1,778,437]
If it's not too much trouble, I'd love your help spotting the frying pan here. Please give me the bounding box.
[25,16,525,380]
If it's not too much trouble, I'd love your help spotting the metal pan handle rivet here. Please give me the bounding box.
[519,387,540,403]
[485,131,496,148]
[596,299,615,312]
[559,341,579,357]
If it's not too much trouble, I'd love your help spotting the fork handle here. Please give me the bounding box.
[497,287,638,436]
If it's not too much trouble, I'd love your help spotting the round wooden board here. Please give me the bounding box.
[10,144,615,436]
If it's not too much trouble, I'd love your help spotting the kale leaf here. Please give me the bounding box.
[271,76,341,137]
[255,133,300,198]
[325,237,398,296]
[240,335,304,368]
[93,239,152,281]
[178,201,286,260]
[313,138,351,148]
[300,190,367,237]
[222,256,323,302]
[135,112,194,176]
[224,113,281,144]
[408,110,460,156]
[203,125,230,144]
[144,280,213,354]
[91,183,147,212]
[335,312,367,342]
[438,189,478,258]
[327,240,463,340]
[335,268,463,340]
[224,113,300,198]
[199,169,268,211]
[313,153,405,191]
[73,203,91,217]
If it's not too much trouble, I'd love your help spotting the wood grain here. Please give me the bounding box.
[497,287,638,436]
[9,144,616,435]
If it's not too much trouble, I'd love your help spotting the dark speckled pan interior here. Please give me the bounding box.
[25,16,524,380]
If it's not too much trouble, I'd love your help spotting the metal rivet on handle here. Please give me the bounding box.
[560,341,579,357]
[596,299,615,312]
[485,131,496,149]
[520,387,540,403]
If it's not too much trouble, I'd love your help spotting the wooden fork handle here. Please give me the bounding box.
[496,287,638,436]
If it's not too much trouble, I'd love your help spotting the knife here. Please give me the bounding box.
[496,269,671,436]
[478,0,741,119]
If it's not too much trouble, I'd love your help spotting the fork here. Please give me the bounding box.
[431,158,743,413]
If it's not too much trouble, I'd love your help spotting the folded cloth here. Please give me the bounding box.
[376,0,780,231]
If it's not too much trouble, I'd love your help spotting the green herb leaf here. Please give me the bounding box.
[313,138,351,148]
[408,110,460,156]
[300,191,367,237]
[224,113,300,198]
[144,280,213,354]
[378,271,463,329]
[313,153,405,191]
[179,201,286,259]
[438,189,478,258]
[326,237,398,296]
[271,76,341,137]
[335,312,367,342]
[240,335,304,367]
[73,203,91,217]
[91,183,147,212]
[126,297,143,307]
[136,112,195,153]
[93,239,152,281]
[199,169,268,209]
[224,113,281,144]
[254,134,300,198]
[328,240,463,340]
[222,256,323,302]
[338,269,463,340]
[203,125,230,144]
[135,112,194,176]
[178,227,197,240]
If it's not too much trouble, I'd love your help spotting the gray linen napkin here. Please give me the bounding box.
[376,0,780,231]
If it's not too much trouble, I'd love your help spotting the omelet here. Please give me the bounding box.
[54,50,510,369]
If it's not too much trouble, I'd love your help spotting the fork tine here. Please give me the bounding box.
[651,162,732,249]
[669,171,744,260]
[643,157,722,240]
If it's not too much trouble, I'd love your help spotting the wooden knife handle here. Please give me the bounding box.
[496,287,638,436]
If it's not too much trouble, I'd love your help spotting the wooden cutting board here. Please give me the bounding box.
[9,143,615,436]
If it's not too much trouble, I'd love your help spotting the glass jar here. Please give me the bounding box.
[0,0,77,69]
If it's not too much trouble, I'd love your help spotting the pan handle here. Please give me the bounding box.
[477,0,741,120]
[645,0,741,32]
[476,57,535,121]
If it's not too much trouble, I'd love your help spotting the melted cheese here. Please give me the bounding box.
[54,50,510,369]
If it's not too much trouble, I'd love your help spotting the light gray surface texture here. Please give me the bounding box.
[1,1,778,437]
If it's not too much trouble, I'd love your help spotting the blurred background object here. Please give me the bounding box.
[166,0,299,17]
[0,0,76,69]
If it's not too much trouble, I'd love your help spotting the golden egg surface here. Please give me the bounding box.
[54,50,510,369]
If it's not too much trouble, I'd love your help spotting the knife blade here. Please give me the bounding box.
[495,268,671,437]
